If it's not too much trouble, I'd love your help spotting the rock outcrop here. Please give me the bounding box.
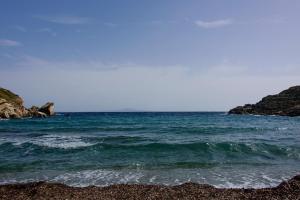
[28,106,48,118]
[229,86,300,116]
[39,102,55,116]
[0,88,29,119]
[0,87,54,119]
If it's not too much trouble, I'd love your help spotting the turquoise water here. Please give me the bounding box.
[0,112,300,188]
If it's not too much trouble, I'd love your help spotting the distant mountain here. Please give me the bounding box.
[229,86,300,116]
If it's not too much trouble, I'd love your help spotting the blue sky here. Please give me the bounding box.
[1,0,300,111]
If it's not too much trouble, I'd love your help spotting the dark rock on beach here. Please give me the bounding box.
[0,175,299,200]
[229,86,300,116]
[0,87,54,119]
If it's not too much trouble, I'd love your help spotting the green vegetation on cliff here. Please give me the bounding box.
[229,86,300,116]
[0,88,23,106]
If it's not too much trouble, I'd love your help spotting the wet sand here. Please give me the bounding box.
[0,175,299,200]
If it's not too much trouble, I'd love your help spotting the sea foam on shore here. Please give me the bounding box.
[0,175,299,200]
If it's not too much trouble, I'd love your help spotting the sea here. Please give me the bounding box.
[0,112,299,188]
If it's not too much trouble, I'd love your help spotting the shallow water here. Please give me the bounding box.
[0,112,299,188]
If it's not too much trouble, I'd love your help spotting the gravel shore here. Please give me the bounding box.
[1,175,299,200]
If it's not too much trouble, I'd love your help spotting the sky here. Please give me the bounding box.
[1,0,300,111]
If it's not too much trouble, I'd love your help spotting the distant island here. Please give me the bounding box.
[0,87,54,119]
[229,86,300,116]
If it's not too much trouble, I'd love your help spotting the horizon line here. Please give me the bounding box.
[55,111,228,113]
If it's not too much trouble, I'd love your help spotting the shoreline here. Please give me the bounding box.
[0,175,299,200]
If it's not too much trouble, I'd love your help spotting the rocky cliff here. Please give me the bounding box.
[229,86,300,116]
[0,87,54,119]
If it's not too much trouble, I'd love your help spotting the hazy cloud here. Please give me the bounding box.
[1,60,299,112]
[11,25,27,32]
[35,14,91,25]
[195,19,233,29]
[16,55,50,67]
[103,22,118,27]
[0,39,22,47]
[2,56,300,111]
[37,28,57,36]
[255,17,286,25]
[14,55,121,71]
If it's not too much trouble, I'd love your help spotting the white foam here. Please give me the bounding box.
[51,170,144,187]
[211,172,287,189]
[48,169,289,188]
[3,134,95,149]
[0,138,6,145]
[277,127,288,131]
[251,114,262,117]
[31,135,94,149]
[0,168,296,189]
[262,175,282,183]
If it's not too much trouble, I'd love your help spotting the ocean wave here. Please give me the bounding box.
[277,127,288,131]
[83,142,300,159]
[2,139,299,161]
[0,134,153,150]
[1,137,299,158]
[0,134,95,149]
[17,126,149,133]
[1,168,294,189]
[168,126,269,135]
[31,135,95,149]
[0,123,290,136]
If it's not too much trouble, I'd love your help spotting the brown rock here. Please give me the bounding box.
[0,98,24,119]
[38,102,55,116]
[27,106,47,117]
[0,87,55,119]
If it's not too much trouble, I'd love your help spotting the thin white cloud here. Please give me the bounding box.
[37,28,57,36]
[195,19,233,29]
[255,17,286,25]
[150,20,163,25]
[35,14,91,25]
[1,53,14,59]
[12,55,300,77]
[11,25,27,32]
[103,22,117,27]
[17,55,50,67]
[149,20,177,25]
[0,39,22,47]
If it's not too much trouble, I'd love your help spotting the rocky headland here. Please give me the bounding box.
[229,86,300,116]
[0,87,54,119]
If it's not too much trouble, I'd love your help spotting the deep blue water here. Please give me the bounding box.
[0,112,300,188]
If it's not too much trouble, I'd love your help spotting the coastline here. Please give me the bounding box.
[0,175,299,200]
